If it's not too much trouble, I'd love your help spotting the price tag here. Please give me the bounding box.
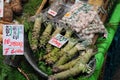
[5,0,11,3]
[0,0,4,17]
[48,9,57,16]
[49,34,68,48]
[3,25,24,55]
[75,0,80,3]
[64,12,71,18]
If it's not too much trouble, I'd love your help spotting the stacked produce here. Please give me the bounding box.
[28,1,107,80]
[29,16,96,80]
[46,23,64,53]
[0,0,114,79]
[50,47,96,80]
[43,27,73,62]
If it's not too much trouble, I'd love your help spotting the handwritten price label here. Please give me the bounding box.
[3,25,24,55]
[0,0,3,17]
[49,34,68,48]
[48,9,57,16]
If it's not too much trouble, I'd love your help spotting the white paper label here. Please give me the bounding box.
[0,0,3,17]
[75,0,80,3]
[3,25,24,55]
[48,9,57,16]
[49,34,68,48]
[5,0,11,3]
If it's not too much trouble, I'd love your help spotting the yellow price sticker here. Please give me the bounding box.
[64,12,71,17]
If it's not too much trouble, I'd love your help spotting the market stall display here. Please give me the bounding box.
[24,0,117,80]
[0,0,119,80]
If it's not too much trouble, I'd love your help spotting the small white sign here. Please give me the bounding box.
[48,9,57,16]
[75,0,80,3]
[0,0,3,17]
[3,25,24,55]
[5,0,11,3]
[49,34,68,48]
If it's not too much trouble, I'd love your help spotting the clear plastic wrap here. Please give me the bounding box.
[60,1,107,40]
[45,0,75,21]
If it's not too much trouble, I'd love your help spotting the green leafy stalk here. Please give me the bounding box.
[30,16,43,51]
[48,48,96,80]
[39,22,53,47]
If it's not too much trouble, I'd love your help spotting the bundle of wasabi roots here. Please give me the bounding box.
[29,12,106,80]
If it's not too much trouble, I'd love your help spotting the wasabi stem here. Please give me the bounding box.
[43,47,59,60]
[31,16,43,51]
[39,22,53,47]
[49,63,87,80]
[52,51,86,72]
[54,43,80,66]
[46,26,63,53]
[54,39,92,66]
[64,28,73,38]
[46,38,78,64]
[51,26,63,37]
[43,29,73,60]
[48,48,96,80]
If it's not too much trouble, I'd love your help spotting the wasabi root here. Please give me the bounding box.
[43,47,59,60]
[39,22,53,47]
[54,39,92,66]
[54,43,80,66]
[43,29,73,60]
[64,28,73,38]
[31,16,43,51]
[49,48,96,80]
[49,63,87,80]
[46,25,63,53]
[52,51,86,72]
[46,38,78,64]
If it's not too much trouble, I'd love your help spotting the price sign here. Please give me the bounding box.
[3,25,24,55]
[0,0,3,17]
[5,0,11,3]
[49,34,68,48]
[48,9,57,16]
[75,0,80,3]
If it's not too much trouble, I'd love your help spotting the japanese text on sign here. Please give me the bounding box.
[0,0,3,17]
[3,25,24,55]
[49,34,68,48]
